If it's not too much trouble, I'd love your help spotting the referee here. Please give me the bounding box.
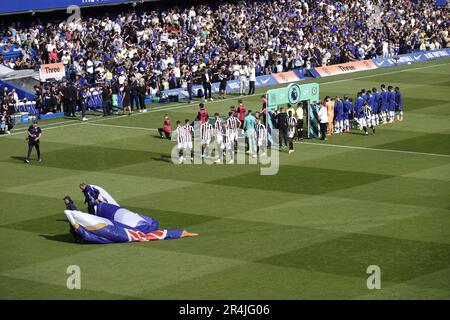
[25,120,42,163]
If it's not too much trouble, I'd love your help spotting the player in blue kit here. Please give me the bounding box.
[343,96,353,133]
[354,92,364,130]
[395,86,403,121]
[361,89,369,104]
[372,88,381,126]
[333,96,344,133]
[387,85,396,123]
[380,84,388,123]
[366,90,377,129]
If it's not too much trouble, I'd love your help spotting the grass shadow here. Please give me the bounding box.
[39,233,75,243]
[10,156,26,162]
[151,154,173,163]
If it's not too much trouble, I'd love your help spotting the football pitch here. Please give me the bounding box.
[1,59,449,299]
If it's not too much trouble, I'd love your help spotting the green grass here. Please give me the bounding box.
[0,59,449,299]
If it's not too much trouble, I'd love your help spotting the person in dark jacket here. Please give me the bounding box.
[201,67,213,101]
[64,82,78,117]
[275,107,289,148]
[138,79,147,112]
[129,76,141,112]
[101,83,112,116]
[121,83,131,116]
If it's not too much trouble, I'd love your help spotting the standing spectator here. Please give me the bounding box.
[218,66,228,99]
[239,63,247,96]
[86,54,94,84]
[129,76,141,113]
[121,83,132,116]
[139,79,147,113]
[185,71,194,104]
[201,67,213,101]
[318,103,329,141]
[248,62,256,95]
[80,87,89,121]
[101,83,112,117]
[275,107,288,148]
[66,82,78,117]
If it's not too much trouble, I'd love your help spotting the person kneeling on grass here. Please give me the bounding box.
[63,195,84,243]
[158,114,172,139]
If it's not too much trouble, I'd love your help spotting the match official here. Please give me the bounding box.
[25,120,42,163]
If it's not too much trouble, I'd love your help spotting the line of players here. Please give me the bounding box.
[328,85,403,135]
[174,103,269,164]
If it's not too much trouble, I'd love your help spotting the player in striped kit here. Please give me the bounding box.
[362,101,376,135]
[200,120,213,159]
[214,118,234,164]
[255,117,267,156]
[287,111,297,154]
[175,121,185,163]
[183,119,194,162]
[226,111,241,152]
[213,113,224,164]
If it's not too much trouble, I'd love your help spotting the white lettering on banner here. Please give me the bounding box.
[425,51,449,59]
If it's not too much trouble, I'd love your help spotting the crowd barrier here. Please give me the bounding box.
[160,70,305,101]
[309,48,450,78]
[372,48,450,68]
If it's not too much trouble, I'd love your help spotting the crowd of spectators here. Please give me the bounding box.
[0,0,448,114]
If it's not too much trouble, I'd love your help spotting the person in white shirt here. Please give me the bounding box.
[239,63,247,96]
[86,55,94,84]
[318,103,328,140]
[247,62,256,95]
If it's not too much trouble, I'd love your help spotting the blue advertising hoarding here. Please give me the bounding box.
[0,0,147,14]
[372,48,450,68]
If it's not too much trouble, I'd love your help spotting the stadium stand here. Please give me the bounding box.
[0,0,448,118]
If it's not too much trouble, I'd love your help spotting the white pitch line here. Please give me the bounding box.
[2,61,449,139]
[295,141,450,158]
[86,122,157,131]
[79,122,450,159]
